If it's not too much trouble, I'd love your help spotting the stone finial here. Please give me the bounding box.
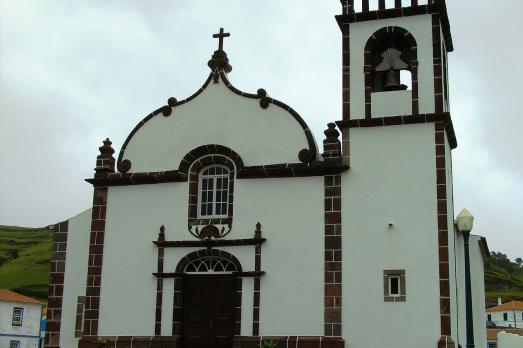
[208,50,233,74]
[158,225,166,242]
[94,138,115,178]
[322,123,342,163]
[254,222,262,239]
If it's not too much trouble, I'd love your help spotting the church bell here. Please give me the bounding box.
[383,69,403,91]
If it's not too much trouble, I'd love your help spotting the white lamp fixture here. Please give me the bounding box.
[456,208,474,233]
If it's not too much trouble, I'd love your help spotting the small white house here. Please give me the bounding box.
[0,289,45,348]
[487,300,523,328]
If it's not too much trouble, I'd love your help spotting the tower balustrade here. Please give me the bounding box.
[341,0,446,14]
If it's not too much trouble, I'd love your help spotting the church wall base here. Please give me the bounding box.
[233,336,345,348]
[78,336,180,348]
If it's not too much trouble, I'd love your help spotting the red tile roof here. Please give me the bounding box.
[487,301,523,312]
[0,289,43,305]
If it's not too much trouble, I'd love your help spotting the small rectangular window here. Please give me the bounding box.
[487,314,492,321]
[384,270,406,302]
[503,312,508,321]
[10,341,20,348]
[12,307,23,326]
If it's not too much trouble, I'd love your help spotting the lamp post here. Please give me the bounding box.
[457,208,475,348]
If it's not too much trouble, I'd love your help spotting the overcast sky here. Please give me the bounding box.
[0,1,521,260]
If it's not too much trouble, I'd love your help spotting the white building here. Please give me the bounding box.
[0,289,45,348]
[487,301,523,329]
[44,1,489,348]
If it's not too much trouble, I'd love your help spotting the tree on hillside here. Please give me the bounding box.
[516,257,523,268]
[490,251,513,272]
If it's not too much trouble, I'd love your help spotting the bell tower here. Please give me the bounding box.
[336,0,453,121]
[335,1,462,348]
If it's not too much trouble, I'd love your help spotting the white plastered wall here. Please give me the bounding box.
[349,15,435,118]
[498,332,523,348]
[342,123,441,348]
[445,132,460,342]
[99,176,324,337]
[123,78,311,172]
[371,90,412,117]
[59,208,92,348]
[470,235,487,348]
[454,231,467,345]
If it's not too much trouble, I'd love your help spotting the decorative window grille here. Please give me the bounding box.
[199,166,229,218]
[10,341,20,348]
[184,257,237,273]
[12,307,23,326]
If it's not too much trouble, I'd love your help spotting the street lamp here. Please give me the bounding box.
[456,208,475,348]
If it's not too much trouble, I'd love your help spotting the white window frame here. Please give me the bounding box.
[12,307,23,326]
[388,275,401,297]
[184,256,238,274]
[198,165,230,219]
[10,340,20,348]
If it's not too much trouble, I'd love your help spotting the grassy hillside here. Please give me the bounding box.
[484,252,523,301]
[0,225,52,302]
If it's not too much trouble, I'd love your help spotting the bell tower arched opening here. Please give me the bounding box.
[364,26,419,118]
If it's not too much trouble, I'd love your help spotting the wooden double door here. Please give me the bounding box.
[182,274,236,348]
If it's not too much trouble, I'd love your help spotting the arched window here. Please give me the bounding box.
[184,256,238,273]
[199,165,229,218]
[184,147,238,237]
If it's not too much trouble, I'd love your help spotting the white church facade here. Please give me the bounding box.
[44,1,489,348]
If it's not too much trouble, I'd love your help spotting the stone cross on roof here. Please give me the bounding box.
[213,27,230,51]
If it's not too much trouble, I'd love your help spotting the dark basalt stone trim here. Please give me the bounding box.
[44,220,69,348]
[155,227,165,336]
[335,112,457,149]
[252,223,263,336]
[86,163,349,186]
[78,336,180,348]
[237,163,349,179]
[233,336,345,348]
[153,237,266,248]
[178,144,244,176]
[86,171,187,186]
[153,271,265,278]
[479,237,490,259]
[219,71,317,163]
[335,3,453,52]
[116,75,214,173]
[82,188,109,337]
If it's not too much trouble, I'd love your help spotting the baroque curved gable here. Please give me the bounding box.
[117,71,317,174]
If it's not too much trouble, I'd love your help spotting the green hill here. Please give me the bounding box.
[484,251,523,301]
[0,225,52,302]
